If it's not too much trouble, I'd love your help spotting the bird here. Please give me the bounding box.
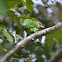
[24,19,45,35]
[33,21,45,29]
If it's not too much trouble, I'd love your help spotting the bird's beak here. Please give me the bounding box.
[39,25,45,29]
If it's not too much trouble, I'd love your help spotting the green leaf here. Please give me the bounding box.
[24,19,32,25]
[21,0,26,5]
[0,36,4,41]
[38,37,42,41]
[0,25,9,30]
[27,57,33,62]
[20,16,30,19]
[52,30,62,44]
[3,48,9,53]
[14,16,23,30]
[45,34,55,52]
[0,25,10,34]
[15,34,24,40]
[2,31,15,44]
[0,0,21,15]
[0,36,3,39]
[9,7,19,12]
[0,0,8,15]
[9,16,13,22]
[14,16,24,36]
[26,0,33,13]
[31,17,39,21]
[21,0,33,13]
[7,0,21,7]
[0,25,15,44]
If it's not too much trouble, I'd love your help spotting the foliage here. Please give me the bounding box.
[21,0,33,13]
[0,0,62,62]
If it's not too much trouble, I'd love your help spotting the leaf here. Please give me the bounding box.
[0,0,21,15]
[0,36,3,39]
[0,0,8,15]
[0,25,9,30]
[20,16,30,19]
[24,19,32,25]
[0,25,15,44]
[9,7,19,12]
[15,34,24,40]
[2,31,15,44]
[14,16,24,36]
[27,57,33,62]
[31,17,39,21]
[3,48,9,53]
[14,16,23,30]
[21,0,33,13]
[52,30,62,44]
[7,0,21,7]
[26,0,33,13]
[0,25,10,34]
[0,36,4,41]
[21,0,26,5]
[45,34,55,52]
[38,37,42,41]
[9,16,13,22]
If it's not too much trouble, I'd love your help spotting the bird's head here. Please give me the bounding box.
[33,21,45,29]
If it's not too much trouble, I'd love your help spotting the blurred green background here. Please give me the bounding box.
[0,0,62,62]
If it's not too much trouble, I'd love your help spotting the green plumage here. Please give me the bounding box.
[24,19,45,35]
[25,22,38,28]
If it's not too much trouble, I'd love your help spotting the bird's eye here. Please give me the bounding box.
[38,22,41,25]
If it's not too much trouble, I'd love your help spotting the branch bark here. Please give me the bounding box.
[0,22,62,62]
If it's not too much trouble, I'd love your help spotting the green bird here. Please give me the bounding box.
[24,19,45,35]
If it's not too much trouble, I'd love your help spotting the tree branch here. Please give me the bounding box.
[0,22,62,62]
